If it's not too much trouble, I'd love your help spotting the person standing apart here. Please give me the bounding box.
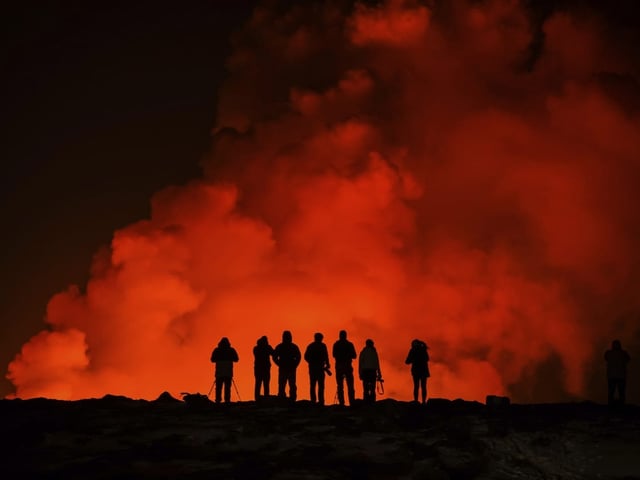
[359,339,382,403]
[333,330,357,406]
[273,330,301,401]
[210,337,239,403]
[405,339,430,404]
[304,332,330,405]
[605,339,630,406]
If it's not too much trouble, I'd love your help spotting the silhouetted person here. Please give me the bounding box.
[333,330,357,405]
[210,337,239,403]
[605,339,630,406]
[273,330,301,401]
[253,335,275,400]
[359,339,381,403]
[304,332,331,405]
[405,339,430,403]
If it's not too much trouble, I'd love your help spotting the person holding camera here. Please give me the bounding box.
[304,332,331,405]
[358,339,382,403]
[273,330,302,401]
[405,339,430,404]
[210,337,239,403]
[333,330,357,406]
[253,335,275,400]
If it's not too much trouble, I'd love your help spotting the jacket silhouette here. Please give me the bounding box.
[359,339,381,403]
[253,336,275,400]
[210,337,239,403]
[605,340,631,405]
[304,332,330,405]
[273,330,301,401]
[333,330,357,406]
[405,339,430,403]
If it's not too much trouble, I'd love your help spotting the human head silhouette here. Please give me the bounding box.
[314,332,323,342]
[339,330,347,340]
[219,337,230,347]
[257,335,268,346]
[282,330,292,343]
[612,339,622,350]
[366,339,374,347]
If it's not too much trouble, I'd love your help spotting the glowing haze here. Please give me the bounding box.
[7,0,640,402]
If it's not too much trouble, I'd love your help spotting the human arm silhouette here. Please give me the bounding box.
[405,349,413,365]
[293,345,302,367]
[322,344,330,369]
[303,344,311,364]
[375,351,382,380]
[272,345,281,366]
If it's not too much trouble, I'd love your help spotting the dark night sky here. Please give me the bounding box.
[1,1,256,398]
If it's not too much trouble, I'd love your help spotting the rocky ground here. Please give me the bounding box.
[1,394,639,479]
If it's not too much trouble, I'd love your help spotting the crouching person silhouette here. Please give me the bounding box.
[253,335,275,400]
[405,339,430,403]
[359,339,381,403]
[210,337,239,403]
[304,332,330,405]
[273,330,301,401]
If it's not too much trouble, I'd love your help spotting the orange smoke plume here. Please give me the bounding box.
[7,0,640,402]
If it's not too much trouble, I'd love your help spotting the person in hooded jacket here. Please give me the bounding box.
[253,335,275,400]
[605,339,631,405]
[405,339,430,403]
[304,332,330,405]
[358,339,382,403]
[333,330,357,406]
[210,337,239,403]
[273,330,301,401]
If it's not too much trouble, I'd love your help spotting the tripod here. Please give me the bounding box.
[207,378,242,402]
[232,378,242,402]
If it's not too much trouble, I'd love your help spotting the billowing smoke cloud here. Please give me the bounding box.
[7,0,640,402]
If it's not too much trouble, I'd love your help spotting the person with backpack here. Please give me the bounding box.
[358,339,382,403]
[253,335,275,400]
[273,330,302,401]
[304,332,331,405]
[332,330,357,406]
[210,337,239,403]
[405,339,430,403]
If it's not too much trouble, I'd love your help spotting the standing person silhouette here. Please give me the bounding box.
[304,332,330,405]
[405,339,430,404]
[332,330,357,406]
[253,336,275,400]
[359,339,382,403]
[604,339,631,406]
[273,330,301,401]
[210,337,239,403]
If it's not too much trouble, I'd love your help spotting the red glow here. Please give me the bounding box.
[7,0,640,402]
